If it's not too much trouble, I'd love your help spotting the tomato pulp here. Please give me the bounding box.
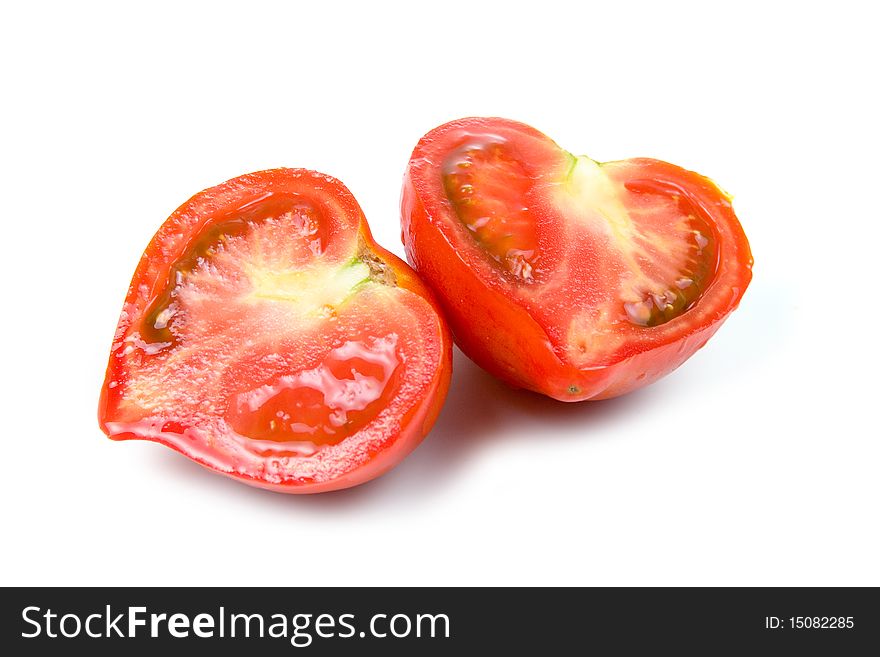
[99,169,452,492]
[402,118,752,401]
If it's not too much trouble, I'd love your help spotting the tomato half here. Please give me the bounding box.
[99,169,452,493]
[402,117,752,401]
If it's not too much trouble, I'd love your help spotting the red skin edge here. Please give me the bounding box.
[99,168,452,493]
[402,120,752,401]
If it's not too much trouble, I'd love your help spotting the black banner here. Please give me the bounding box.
[2,587,876,654]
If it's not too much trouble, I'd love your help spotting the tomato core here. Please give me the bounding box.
[141,192,330,347]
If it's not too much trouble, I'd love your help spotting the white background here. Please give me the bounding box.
[2,1,877,586]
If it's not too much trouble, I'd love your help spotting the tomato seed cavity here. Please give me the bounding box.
[443,138,540,282]
[616,182,720,327]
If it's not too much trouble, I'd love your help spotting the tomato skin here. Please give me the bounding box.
[402,118,752,401]
[100,169,452,493]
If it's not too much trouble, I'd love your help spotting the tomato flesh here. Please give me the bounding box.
[100,170,451,493]
[402,118,752,400]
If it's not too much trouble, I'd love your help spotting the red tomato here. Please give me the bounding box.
[99,169,452,493]
[402,118,752,401]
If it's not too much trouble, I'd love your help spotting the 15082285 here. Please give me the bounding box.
[790,617,854,629]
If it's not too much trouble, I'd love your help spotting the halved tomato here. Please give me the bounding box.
[99,169,452,493]
[402,118,752,401]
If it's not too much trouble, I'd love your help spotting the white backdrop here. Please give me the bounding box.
[1,1,877,586]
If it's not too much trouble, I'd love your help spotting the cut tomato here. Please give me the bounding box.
[99,169,452,493]
[402,117,752,401]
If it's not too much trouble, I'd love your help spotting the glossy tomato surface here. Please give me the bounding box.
[402,118,752,401]
[100,169,452,493]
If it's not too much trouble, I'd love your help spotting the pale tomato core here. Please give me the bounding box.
[142,193,329,346]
